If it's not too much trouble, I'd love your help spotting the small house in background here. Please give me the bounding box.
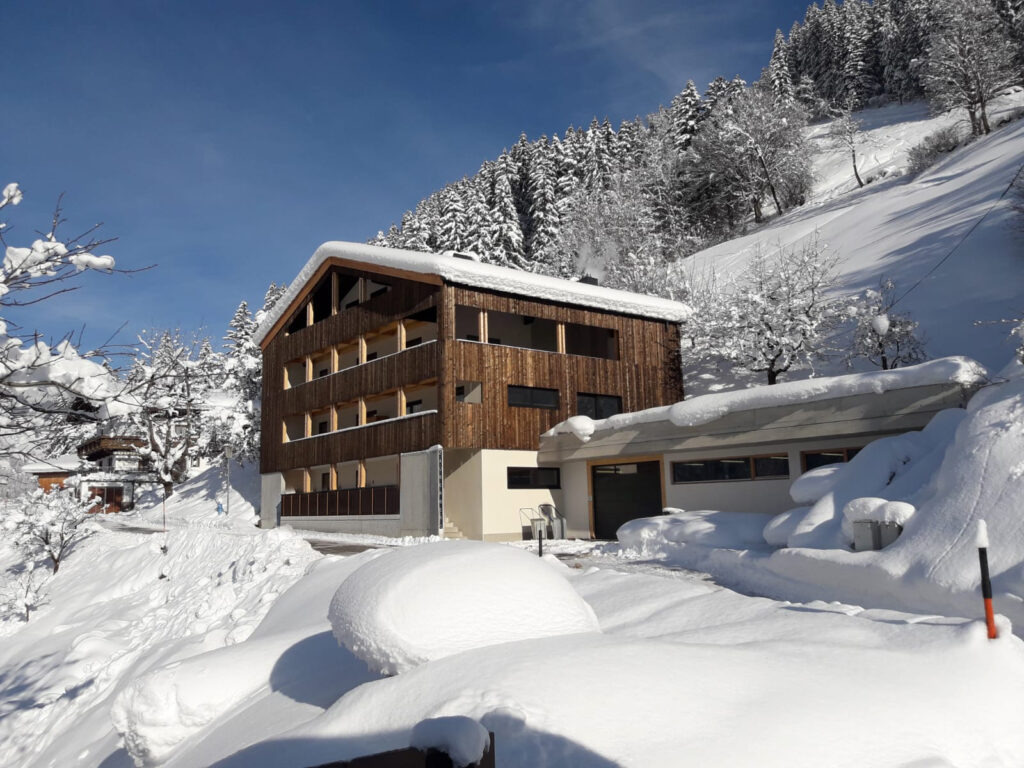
[538,357,986,539]
[23,455,83,493]
[22,435,155,513]
[75,436,150,513]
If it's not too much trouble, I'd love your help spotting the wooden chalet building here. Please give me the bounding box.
[256,242,689,540]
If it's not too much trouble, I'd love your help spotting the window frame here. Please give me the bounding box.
[507,466,561,489]
[800,447,862,472]
[508,385,559,410]
[670,453,791,484]
[576,392,623,420]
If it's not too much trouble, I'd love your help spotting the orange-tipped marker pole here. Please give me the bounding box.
[976,520,998,640]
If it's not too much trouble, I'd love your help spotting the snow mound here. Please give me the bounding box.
[618,509,770,552]
[328,541,600,675]
[789,464,846,504]
[410,717,491,767]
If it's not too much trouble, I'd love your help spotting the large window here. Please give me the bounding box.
[508,385,559,410]
[576,392,622,420]
[565,322,618,360]
[671,455,790,484]
[801,447,861,472]
[507,467,561,489]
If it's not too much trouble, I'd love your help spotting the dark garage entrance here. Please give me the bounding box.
[591,461,663,540]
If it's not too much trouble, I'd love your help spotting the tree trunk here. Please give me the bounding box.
[752,197,763,223]
[758,154,784,216]
[163,481,174,498]
[851,148,864,188]
[767,368,779,385]
[51,559,60,574]
[967,107,980,136]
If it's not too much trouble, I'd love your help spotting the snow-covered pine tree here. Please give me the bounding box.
[769,30,795,105]
[526,139,560,266]
[484,152,527,269]
[436,183,468,253]
[667,80,705,154]
[461,170,493,259]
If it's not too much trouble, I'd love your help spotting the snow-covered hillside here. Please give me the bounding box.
[686,93,1024,373]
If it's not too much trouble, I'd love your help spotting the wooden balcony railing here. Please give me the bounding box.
[281,485,399,517]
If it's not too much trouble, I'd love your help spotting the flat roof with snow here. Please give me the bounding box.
[542,357,987,455]
[256,241,692,344]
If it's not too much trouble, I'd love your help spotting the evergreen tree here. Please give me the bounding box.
[769,30,795,104]
[667,80,704,153]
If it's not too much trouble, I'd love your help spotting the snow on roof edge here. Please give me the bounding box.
[256,241,692,343]
[544,356,988,444]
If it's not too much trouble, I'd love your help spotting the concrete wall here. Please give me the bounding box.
[557,460,590,538]
[260,472,284,528]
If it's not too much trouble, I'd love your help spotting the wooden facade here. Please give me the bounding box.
[260,257,683,483]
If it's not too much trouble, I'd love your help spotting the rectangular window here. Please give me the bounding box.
[365,351,378,361]
[508,385,559,409]
[507,467,561,489]
[671,454,790,483]
[576,393,622,420]
[318,368,329,378]
[320,472,330,489]
[317,421,329,435]
[801,447,861,472]
[565,322,618,360]
[405,399,423,415]
[406,336,423,347]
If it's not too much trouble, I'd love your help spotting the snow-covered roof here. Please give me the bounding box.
[256,241,692,343]
[22,454,83,474]
[545,357,988,443]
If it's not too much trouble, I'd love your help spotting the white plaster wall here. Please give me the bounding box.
[480,449,556,541]
[442,448,483,540]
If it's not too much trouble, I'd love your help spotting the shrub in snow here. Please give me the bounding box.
[0,562,48,622]
[328,541,600,675]
[3,487,94,573]
[846,278,927,370]
[906,126,962,175]
[618,510,770,552]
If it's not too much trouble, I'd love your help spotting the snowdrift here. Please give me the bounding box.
[328,541,600,675]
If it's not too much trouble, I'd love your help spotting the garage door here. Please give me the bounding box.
[591,461,662,540]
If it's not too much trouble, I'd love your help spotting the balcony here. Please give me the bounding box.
[280,486,399,517]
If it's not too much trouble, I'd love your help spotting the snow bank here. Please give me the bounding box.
[548,357,986,442]
[618,509,770,552]
[256,241,691,344]
[785,407,966,548]
[410,717,491,767]
[214,622,1024,768]
[328,541,600,675]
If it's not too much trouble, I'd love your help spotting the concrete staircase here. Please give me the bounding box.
[442,519,467,540]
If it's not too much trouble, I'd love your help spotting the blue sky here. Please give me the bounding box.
[3,0,809,350]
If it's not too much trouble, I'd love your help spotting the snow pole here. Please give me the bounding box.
[976,520,997,639]
[538,525,544,558]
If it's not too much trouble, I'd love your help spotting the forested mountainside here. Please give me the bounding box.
[370,0,1024,294]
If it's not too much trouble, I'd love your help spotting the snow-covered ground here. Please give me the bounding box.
[685,91,1024,379]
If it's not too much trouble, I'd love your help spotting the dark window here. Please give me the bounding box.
[672,458,752,483]
[802,447,861,471]
[576,393,622,420]
[286,311,306,335]
[406,399,423,415]
[508,385,559,409]
[317,421,329,435]
[565,323,618,360]
[406,336,423,347]
[318,368,329,378]
[465,334,480,342]
[365,352,378,361]
[672,455,790,483]
[753,455,790,478]
[321,472,330,489]
[507,467,561,489]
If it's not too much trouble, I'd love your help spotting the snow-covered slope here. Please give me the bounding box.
[686,93,1024,373]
